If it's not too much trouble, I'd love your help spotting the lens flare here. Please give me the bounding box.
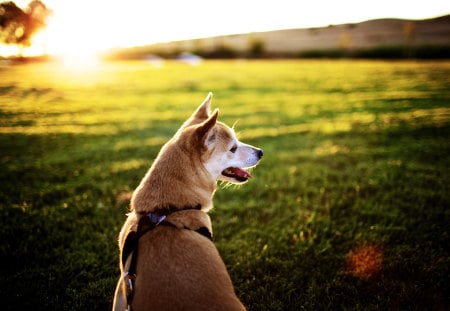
[346,243,383,279]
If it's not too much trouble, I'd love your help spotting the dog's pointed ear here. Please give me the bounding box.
[196,108,219,149]
[181,92,213,129]
[194,92,213,120]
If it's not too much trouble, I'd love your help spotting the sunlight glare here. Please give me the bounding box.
[43,6,106,67]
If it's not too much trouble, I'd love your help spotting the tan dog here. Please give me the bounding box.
[113,93,263,311]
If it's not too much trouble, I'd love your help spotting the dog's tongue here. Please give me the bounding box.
[230,167,252,179]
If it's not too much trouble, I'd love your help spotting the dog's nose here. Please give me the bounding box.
[257,149,263,159]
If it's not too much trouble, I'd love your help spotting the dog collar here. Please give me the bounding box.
[146,212,167,225]
[122,209,212,268]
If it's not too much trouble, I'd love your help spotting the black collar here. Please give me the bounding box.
[122,205,212,268]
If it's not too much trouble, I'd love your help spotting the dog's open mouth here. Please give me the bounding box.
[221,167,252,182]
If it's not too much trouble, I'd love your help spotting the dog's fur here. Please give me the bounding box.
[112,93,262,311]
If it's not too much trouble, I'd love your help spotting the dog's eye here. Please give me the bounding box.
[229,145,237,153]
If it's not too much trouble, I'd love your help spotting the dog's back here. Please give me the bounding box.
[132,221,245,310]
[114,209,245,311]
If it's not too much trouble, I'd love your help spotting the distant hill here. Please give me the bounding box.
[109,15,450,59]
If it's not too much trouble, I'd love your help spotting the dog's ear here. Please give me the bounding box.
[181,92,213,129]
[196,108,219,149]
[194,92,213,120]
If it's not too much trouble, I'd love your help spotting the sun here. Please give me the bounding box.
[1,1,207,62]
[41,2,113,67]
[0,1,113,65]
[44,16,101,67]
[3,0,136,66]
[38,0,175,67]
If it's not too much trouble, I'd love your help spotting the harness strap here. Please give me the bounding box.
[121,210,213,310]
[195,226,213,241]
[121,213,167,268]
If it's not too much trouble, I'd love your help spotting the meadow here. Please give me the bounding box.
[0,59,449,310]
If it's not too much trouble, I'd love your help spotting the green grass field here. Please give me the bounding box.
[0,60,449,310]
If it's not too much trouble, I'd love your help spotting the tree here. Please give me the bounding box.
[0,1,51,47]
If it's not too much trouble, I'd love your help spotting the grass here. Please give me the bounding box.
[0,59,449,310]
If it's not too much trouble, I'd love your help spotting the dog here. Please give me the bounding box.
[112,93,263,311]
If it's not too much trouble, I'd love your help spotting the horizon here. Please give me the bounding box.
[1,0,449,60]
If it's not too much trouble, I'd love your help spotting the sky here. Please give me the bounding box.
[4,0,450,57]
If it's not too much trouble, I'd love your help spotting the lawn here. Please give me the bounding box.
[0,59,449,310]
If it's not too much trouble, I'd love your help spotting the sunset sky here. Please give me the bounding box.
[4,0,450,58]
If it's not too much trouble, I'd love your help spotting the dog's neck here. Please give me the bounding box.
[130,143,217,214]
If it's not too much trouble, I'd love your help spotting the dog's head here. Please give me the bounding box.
[179,93,263,184]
